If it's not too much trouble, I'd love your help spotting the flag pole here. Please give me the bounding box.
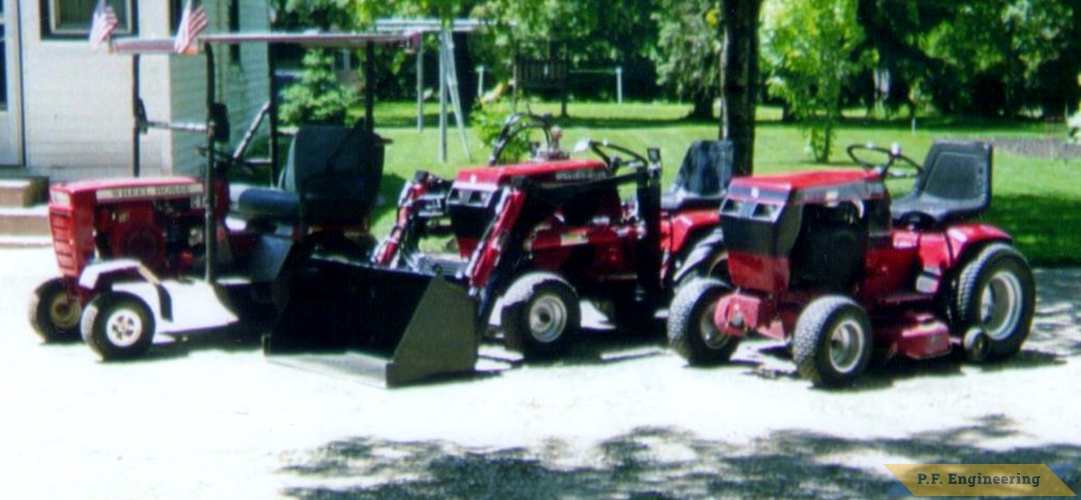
[132,54,141,178]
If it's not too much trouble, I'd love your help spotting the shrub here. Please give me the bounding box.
[279,50,357,127]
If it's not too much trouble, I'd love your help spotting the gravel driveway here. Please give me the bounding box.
[1,247,1078,499]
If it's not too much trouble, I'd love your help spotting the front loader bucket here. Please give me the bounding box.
[264,259,478,387]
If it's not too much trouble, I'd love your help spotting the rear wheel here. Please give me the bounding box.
[81,292,156,361]
[501,272,581,360]
[675,250,729,292]
[28,278,83,342]
[667,278,739,365]
[954,243,1035,361]
[793,296,873,387]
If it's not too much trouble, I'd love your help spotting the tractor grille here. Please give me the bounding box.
[48,209,82,278]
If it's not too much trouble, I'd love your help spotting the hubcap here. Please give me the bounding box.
[49,294,81,330]
[529,294,567,343]
[980,270,1023,341]
[698,302,731,349]
[828,318,865,374]
[104,307,144,348]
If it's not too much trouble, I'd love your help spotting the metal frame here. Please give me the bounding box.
[110,31,420,283]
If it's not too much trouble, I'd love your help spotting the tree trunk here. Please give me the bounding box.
[688,96,714,120]
[720,0,761,176]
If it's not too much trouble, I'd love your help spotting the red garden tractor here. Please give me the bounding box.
[29,33,409,361]
[265,114,736,385]
[667,141,1036,387]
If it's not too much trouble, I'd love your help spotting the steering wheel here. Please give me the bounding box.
[488,113,556,166]
[200,147,259,177]
[846,143,923,179]
[580,140,650,174]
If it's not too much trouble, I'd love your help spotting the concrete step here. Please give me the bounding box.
[0,235,53,248]
[0,178,48,208]
[0,176,53,247]
[0,205,51,246]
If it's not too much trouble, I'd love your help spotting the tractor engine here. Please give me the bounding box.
[93,198,203,272]
[787,202,867,291]
[48,177,207,279]
[721,170,888,294]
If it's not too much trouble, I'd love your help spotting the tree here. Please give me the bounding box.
[763,0,865,163]
[271,0,357,30]
[721,0,762,176]
[855,0,1081,119]
[470,0,658,101]
[279,50,356,126]
[854,0,951,117]
[653,0,722,120]
[923,0,1080,117]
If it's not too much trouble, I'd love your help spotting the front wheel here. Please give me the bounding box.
[81,292,156,361]
[674,250,729,292]
[500,272,581,360]
[667,278,739,365]
[793,296,873,387]
[29,278,83,342]
[954,243,1035,361]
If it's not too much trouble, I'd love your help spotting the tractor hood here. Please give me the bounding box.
[49,177,204,207]
[721,169,889,293]
[452,159,609,188]
[726,169,886,205]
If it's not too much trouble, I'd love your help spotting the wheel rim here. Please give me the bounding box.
[528,293,568,343]
[980,270,1023,341]
[48,294,81,330]
[104,307,145,348]
[697,301,732,350]
[828,318,865,374]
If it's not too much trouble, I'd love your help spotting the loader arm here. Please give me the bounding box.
[466,168,659,328]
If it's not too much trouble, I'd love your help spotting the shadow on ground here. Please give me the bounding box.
[1030,268,1081,357]
[127,323,267,362]
[277,416,1080,499]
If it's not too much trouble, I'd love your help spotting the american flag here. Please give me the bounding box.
[88,0,119,51]
[173,0,209,54]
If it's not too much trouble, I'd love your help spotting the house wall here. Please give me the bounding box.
[19,0,162,180]
[170,0,270,178]
[17,0,269,182]
[0,0,23,167]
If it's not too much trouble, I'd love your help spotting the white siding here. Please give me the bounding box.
[19,0,269,181]
[170,0,270,178]
[0,0,23,166]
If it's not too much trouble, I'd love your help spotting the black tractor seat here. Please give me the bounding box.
[233,125,385,226]
[661,140,735,212]
[235,186,299,220]
[890,140,992,227]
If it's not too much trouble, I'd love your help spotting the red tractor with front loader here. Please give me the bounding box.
[667,141,1036,387]
[265,114,736,384]
[29,33,407,360]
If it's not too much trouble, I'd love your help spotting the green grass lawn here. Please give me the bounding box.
[368,101,1081,267]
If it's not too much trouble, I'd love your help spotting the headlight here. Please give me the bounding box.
[49,190,72,208]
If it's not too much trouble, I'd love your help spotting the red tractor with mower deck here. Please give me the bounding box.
[265,114,736,384]
[29,33,406,360]
[667,141,1035,387]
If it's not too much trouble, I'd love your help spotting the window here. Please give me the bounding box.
[1,11,7,110]
[42,0,136,38]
